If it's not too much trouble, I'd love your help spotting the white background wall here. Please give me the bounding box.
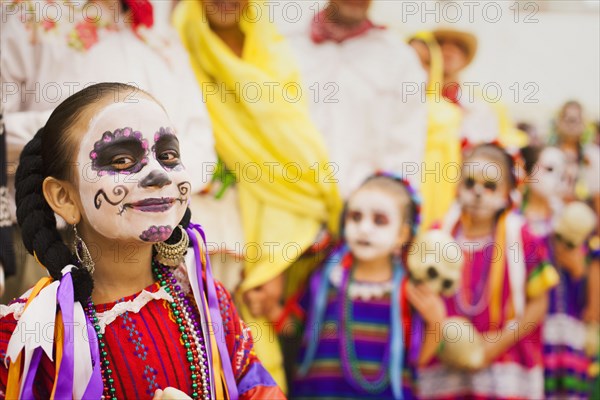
[370,0,600,136]
[156,0,600,136]
[273,0,600,136]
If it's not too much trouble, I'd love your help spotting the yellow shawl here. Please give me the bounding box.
[174,0,342,389]
[410,31,462,230]
[174,0,341,289]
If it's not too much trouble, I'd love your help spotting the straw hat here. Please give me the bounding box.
[432,28,478,66]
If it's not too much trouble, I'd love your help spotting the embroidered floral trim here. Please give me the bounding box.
[68,20,100,51]
[9,0,119,51]
[6,0,57,35]
[94,264,192,333]
[0,301,26,320]
[96,287,173,334]
[329,263,392,300]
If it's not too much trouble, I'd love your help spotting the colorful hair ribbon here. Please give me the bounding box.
[5,266,102,399]
[187,223,239,400]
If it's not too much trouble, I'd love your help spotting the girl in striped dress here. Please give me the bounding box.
[287,172,447,399]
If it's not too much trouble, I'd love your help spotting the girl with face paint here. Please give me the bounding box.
[416,144,560,400]
[278,172,446,399]
[0,83,285,400]
[521,145,597,399]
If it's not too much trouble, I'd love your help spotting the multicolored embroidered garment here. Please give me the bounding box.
[542,233,598,399]
[0,271,283,399]
[291,248,418,399]
[0,224,285,400]
[417,219,558,399]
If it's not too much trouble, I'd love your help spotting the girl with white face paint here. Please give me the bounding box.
[521,145,595,399]
[416,144,560,400]
[287,172,447,399]
[1,83,285,400]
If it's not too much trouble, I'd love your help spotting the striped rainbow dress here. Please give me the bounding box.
[543,232,600,399]
[291,257,417,400]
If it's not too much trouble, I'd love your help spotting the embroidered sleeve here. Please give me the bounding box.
[214,281,285,399]
[522,225,559,298]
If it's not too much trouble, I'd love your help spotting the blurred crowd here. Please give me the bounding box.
[1,0,598,399]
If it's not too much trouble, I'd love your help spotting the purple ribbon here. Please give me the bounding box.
[187,223,239,400]
[21,347,43,399]
[54,271,75,398]
[18,271,103,399]
[19,272,76,398]
[186,227,212,379]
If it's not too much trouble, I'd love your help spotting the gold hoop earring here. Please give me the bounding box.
[154,225,189,267]
[72,224,95,274]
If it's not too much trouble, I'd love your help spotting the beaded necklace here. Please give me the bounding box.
[454,250,492,317]
[453,230,494,318]
[338,263,391,394]
[83,261,211,399]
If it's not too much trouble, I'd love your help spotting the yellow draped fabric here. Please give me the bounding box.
[174,0,342,389]
[490,101,529,150]
[410,32,462,230]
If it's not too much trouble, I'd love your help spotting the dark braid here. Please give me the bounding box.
[14,83,146,303]
[15,128,82,287]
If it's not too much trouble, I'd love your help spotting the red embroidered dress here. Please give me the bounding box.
[0,276,284,399]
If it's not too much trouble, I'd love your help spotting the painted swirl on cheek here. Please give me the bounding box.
[94,185,129,213]
[139,225,173,242]
[177,181,191,204]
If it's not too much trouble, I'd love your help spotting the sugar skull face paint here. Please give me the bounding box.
[530,147,568,200]
[458,157,509,221]
[77,100,191,242]
[344,188,403,262]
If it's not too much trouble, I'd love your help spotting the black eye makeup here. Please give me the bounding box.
[152,127,183,170]
[464,176,499,191]
[483,180,498,191]
[465,177,476,189]
[373,213,389,226]
[90,128,149,175]
[347,210,362,223]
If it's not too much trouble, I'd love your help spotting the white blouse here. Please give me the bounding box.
[1,0,216,221]
[285,23,428,198]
